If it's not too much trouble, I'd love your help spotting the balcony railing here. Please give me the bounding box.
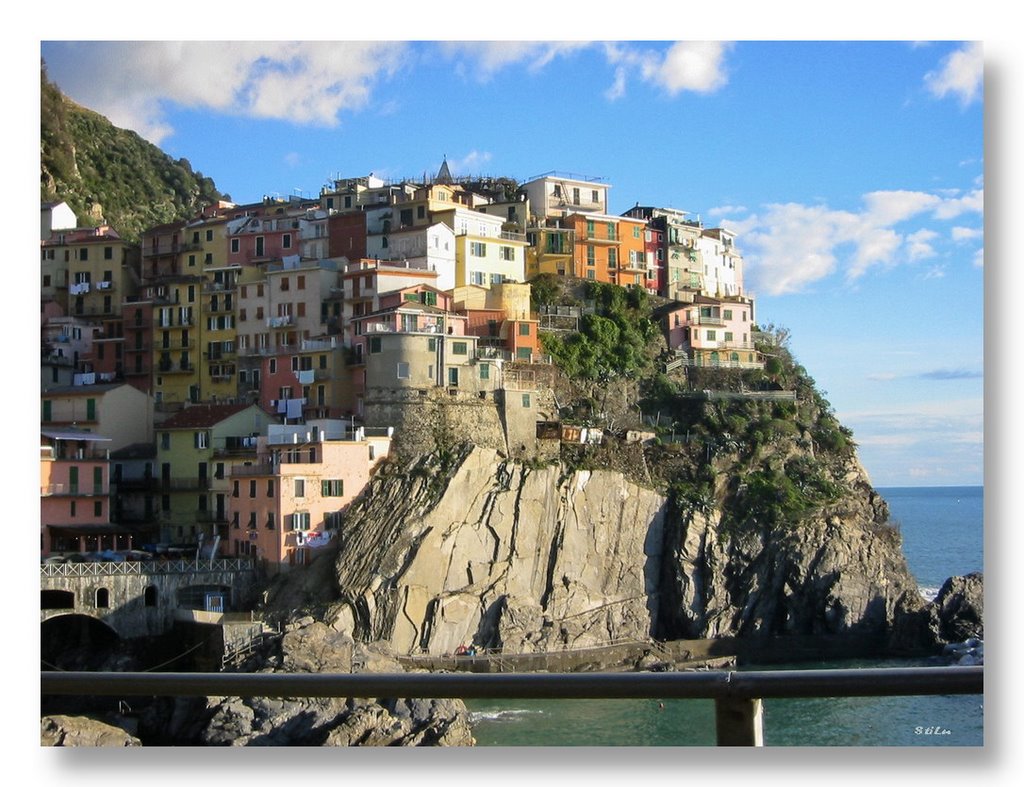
[39,666,983,747]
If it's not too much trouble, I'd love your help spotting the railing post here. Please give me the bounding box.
[715,697,763,746]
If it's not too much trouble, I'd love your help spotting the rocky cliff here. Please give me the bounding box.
[279,439,925,657]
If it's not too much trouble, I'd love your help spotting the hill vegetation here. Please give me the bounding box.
[40,61,226,241]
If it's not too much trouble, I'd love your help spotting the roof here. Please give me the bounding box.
[41,428,112,443]
[158,403,264,430]
[41,383,131,398]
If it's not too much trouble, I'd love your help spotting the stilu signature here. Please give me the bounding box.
[914,726,952,735]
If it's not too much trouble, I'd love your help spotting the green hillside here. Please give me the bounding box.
[40,61,227,241]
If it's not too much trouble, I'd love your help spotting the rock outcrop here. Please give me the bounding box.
[314,444,925,656]
[195,619,474,746]
[889,572,984,654]
[41,715,141,747]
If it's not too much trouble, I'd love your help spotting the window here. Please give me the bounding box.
[160,432,170,450]
[724,331,734,342]
[280,277,289,291]
[266,512,276,530]
[586,220,595,237]
[479,364,490,380]
[522,393,531,408]
[290,512,310,530]
[706,330,717,341]
[249,480,257,498]
[104,246,113,260]
[79,247,88,261]
[267,479,275,497]
[94,500,103,517]
[297,275,305,290]
[369,336,382,353]
[194,431,208,449]
[723,309,733,320]
[255,237,265,256]
[294,478,305,497]
[427,337,437,352]
[490,273,503,285]
[233,480,239,498]
[283,234,292,249]
[519,323,531,336]
[231,238,240,254]
[470,271,486,286]
[608,248,617,269]
[269,359,277,374]
[586,247,595,266]
[451,341,467,355]
[206,229,214,242]
[397,362,410,379]
[448,367,459,387]
[470,241,486,257]
[499,246,514,261]
[321,479,344,497]
[95,588,109,608]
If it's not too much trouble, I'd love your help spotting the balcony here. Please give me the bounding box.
[157,361,196,374]
[143,241,202,258]
[40,483,109,497]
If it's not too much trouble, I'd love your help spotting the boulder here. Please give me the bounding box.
[41,715,141,747]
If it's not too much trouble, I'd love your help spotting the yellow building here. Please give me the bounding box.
[42,226,140,318]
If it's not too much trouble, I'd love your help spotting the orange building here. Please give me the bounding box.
[565,213,648,286]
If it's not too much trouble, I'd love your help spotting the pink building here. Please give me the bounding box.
[40,429,120,556]
[227,421,391,573]
[661,295,762,369]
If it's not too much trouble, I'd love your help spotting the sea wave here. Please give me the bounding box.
[920,586,941,602]
[469,708,545,724]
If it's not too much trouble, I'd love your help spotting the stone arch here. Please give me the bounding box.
[144,585,158,607]
[41,589,75,610]
[95,587,110,609]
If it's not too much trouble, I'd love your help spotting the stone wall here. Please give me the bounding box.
[363,387,509,459]
[41,564,257,639]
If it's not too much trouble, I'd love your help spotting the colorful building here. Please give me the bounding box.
[659,295,762,369]
[227,420,391,572]
[41,382,154,451]
[41,429,116,556]
[154,403,275,548]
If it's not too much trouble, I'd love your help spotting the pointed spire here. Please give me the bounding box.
[436,155,453,185]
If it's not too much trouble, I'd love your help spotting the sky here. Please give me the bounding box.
[35,37,987,487]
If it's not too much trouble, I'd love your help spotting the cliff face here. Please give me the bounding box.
[323,443,924,656]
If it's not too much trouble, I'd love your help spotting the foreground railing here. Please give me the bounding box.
[41,666,982,746]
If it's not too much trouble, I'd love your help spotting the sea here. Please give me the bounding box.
[465,485,984,747]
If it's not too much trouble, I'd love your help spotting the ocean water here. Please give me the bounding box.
[467,485,984,746]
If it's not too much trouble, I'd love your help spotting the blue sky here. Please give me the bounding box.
[35,36,987,487]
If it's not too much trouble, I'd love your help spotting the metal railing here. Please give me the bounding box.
[40,667,982,747]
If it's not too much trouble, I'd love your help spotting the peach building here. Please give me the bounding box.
[227,420,391,573]
[40,429,118,556]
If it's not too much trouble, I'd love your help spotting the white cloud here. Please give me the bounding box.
[721,186,985,295]
[951,226,983,242]
[603,41,732,98]
[439,41,590,80]
[44,41,408,145]
[924,42,983,106]
[643,41,733,95]
[446,150,493,175]
[906,229,939,261]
